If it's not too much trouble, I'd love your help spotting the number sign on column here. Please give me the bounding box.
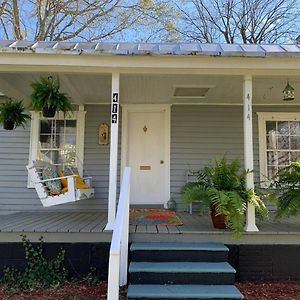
[111,92,119,124]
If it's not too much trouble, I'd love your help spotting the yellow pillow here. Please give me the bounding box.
[58,170,90,191]
[58,171,68,188]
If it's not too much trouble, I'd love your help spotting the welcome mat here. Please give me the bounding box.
[129,209,183,226]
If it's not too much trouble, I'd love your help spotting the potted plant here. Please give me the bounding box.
[268,161,300,218]
[31,76,72,117]
[181,157,267,239]
[0,97,31,130]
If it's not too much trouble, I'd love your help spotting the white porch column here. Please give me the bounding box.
[106,72,120,230]
[243,75,259,232]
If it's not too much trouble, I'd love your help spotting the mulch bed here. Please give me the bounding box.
[237,281,300,300]
[0,281,126,300]
[0,280,299,299]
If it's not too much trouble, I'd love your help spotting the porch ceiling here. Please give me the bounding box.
[0,72,299,106]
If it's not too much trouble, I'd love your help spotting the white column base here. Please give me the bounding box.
[244,203,259,232]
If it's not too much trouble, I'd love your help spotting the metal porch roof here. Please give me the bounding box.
[0,40,300,58]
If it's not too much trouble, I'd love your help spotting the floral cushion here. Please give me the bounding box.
[42,166,62,195]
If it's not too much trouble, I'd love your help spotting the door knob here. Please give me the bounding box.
[160,160,164,164]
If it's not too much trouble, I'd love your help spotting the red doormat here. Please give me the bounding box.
[129,209,183,226]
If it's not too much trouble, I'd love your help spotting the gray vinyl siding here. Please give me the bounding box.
[0,105,113,212]
[1,104,299,212]
[170,105,300,209]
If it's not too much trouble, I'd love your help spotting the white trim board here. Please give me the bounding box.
[121,104,171,207]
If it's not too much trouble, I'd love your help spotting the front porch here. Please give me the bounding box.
[0,211,299,244]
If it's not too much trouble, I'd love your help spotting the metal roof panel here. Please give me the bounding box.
[0,40,299,58]
[199,44,222,56]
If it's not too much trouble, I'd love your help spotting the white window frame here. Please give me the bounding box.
[258,112,300,187]
[27,108,86,188]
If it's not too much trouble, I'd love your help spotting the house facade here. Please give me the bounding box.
[1,41,300,283]
[1,42,300,221]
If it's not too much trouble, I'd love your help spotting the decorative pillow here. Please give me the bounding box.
[57,170,68,188]
[58,169,90,192]
[42,166,62,195]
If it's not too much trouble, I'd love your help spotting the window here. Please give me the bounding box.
[39,119,77,167]
[28,110,86,187]
[258,112,300,186]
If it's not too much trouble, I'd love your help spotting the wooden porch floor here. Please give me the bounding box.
[0,211,299,244]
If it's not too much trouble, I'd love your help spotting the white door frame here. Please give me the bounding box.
[121,104,171,207]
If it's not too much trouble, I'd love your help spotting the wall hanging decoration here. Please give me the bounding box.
[282,81,295,101]
[99,123,109,145]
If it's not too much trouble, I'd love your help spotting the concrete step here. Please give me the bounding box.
[127,284,244,299]
[129,262,236,285]
[130,242,229,262]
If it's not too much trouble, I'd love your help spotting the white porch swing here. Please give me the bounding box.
[27,140,94,207]
[27,113,95,207]
[27,161,95,207]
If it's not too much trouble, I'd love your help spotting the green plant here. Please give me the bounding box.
[0,97,30,130]
[85,267,101,285]
[181,157,267,239]
[31,76,72,115]
[2,235,67,292]
[268,161,300,218]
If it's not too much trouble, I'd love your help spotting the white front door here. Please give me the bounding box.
[122,105,170,205]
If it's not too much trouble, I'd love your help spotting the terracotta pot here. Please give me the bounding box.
[42,107,56,118]
[3,120,15,130]
[210,204,227,229]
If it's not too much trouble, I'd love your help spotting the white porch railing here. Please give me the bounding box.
[107,167,131,300]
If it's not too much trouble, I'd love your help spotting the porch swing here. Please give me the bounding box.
[27,160,95,207]
[27,145,94,207]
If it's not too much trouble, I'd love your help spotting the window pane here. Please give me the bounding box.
[278,151,290,165]
[267,151,276,165]
[40,120,52,134]
[66,120,76,134]
[266,121,277,134]
[290,122,300,135]
[277,135,289,149]
[56,120,65,135]
[267,133,277,149]
[290,136,300,150]
[277,121,289,135]
[38,118,77,167]
[291,152,300,162]
[40,150,60,165]
[60,144,76,166]
[267,166,277,178]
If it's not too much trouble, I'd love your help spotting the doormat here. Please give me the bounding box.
[129,209,183,226]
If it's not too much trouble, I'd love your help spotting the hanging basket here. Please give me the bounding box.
[3,120,15,130]
[42,107,56,118]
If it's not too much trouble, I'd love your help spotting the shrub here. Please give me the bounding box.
[2,235,67,292]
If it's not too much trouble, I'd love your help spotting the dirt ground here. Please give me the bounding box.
[0,281,299,299]
[237,281,300,300]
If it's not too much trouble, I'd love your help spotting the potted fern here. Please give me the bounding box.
[31,76,72,117]
[268,161,300,218]
[181,157,267,239]
[0,97,30,130]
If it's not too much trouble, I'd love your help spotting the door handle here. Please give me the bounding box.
[160,160,164,164]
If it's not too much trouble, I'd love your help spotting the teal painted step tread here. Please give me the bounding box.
[131,243,229,252]
[129,262,236,274]
[127,284,244,299]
